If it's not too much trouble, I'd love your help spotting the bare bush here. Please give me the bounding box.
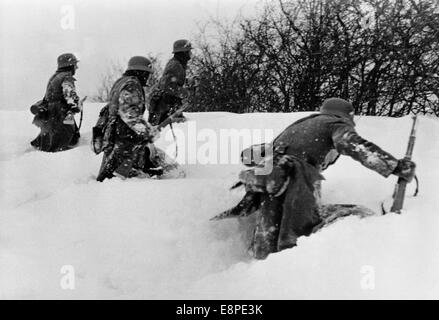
[190,0,439,116]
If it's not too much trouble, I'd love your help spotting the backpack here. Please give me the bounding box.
[30,98,48,115]
[30,98,50,128]
[91,104,109,154]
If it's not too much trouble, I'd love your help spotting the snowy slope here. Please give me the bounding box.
[0,104,438,299]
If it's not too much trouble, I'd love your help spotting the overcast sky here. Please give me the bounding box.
[0,0,260,110]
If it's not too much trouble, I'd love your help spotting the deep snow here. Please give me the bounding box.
[0,104,438,299]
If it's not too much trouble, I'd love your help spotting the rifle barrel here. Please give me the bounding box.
[391,115,418,213]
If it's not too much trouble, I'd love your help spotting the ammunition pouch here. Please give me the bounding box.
[241,143,268,167]
[31,99,50,128]
[238,153,295,196]
[30,99,48,115]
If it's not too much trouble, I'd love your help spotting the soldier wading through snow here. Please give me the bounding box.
[148,39,192,125]
[92,55,184,182]
[29,42,417,260]
[30,53,83,152]
[219,98,416,259]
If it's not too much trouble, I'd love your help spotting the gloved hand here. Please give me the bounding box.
[393,158,416,182]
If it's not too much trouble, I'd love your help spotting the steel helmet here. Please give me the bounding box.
[57,53,79,68]
[126,56,153,72]
[172,39,192,53]
[320,98,354,116]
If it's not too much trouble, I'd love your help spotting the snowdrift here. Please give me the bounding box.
[0,104,438,299]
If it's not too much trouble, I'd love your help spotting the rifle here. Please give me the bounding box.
[114,102,192,178]
[390,115,418,214]
[78,96,87,131]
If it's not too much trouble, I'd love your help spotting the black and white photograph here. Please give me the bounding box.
[0,0,438,303]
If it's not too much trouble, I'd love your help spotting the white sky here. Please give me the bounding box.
[0,0,261,109]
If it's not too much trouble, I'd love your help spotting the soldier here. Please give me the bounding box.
[148,39,192,125]
[95,56,163,182]
[30,53,82,152]
[225,98,416,259]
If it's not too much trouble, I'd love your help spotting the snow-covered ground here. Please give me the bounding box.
[0,104,438,299]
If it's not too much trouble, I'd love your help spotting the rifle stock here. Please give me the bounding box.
[390,115,418,213]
